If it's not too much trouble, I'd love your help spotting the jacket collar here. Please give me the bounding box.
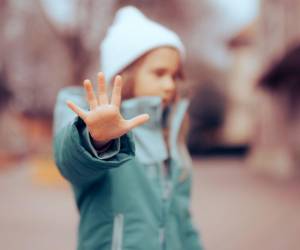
[121,96,165,129]
[121,96,189,164]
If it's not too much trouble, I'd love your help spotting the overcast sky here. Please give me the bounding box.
[212,0,259,33]
[41,0,260,69]
[42,0,259,29]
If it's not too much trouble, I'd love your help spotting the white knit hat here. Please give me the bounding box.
[100,6,185,84]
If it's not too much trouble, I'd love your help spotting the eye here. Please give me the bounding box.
[153,69,166,77]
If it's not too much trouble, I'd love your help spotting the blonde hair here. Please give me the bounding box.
[118,55,144,100]
[114,47,186,100]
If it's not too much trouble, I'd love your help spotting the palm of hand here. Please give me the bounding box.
[66,73,149,144]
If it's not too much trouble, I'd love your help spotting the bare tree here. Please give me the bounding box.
[37,0,114,85]
[1,0,114,117]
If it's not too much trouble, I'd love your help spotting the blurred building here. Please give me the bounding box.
[246,0,300,179]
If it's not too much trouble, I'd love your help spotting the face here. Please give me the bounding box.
[133,47,182,106]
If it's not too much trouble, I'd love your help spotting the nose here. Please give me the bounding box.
[162,76,176,93]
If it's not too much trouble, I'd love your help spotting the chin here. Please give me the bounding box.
[162,99,173,107]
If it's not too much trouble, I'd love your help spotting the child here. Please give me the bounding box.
[54,6,203,250]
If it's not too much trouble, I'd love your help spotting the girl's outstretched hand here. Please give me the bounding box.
[66,72,149,145]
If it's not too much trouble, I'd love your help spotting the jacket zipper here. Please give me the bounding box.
[160,159,173,250]
[112,214,124,250]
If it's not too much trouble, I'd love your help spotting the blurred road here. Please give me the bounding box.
[192,158,300,250]
[1,158,300,250]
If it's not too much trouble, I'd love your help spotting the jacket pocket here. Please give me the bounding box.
[112,214,124,250]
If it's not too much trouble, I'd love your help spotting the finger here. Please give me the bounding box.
[111,75,123,107]
[126,114,150,130]
[97,72,109,105]
[66,100,87,120]
[83,80,98,110]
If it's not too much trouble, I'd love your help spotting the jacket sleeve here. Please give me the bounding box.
[177,143,204,250]
[178,177,204,250]
[53,87,135,186]
[182,207,204,250]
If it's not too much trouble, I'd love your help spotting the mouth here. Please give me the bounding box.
[162,97,173,106]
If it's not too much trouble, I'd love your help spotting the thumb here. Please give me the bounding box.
[66,100,87,120]
[126,114,150,130]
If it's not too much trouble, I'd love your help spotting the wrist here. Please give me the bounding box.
[89,134,112,150]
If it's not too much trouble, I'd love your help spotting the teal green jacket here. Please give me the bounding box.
[53,87,203,250]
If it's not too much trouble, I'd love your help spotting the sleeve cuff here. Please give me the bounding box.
[82,127,121,160]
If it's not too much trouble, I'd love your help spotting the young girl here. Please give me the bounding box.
[54,6,203,250]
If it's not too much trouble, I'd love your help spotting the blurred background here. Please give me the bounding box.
[1,0,300,249]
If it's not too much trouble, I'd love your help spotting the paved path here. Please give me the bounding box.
[1,158,300,250]
[192,158,300,250]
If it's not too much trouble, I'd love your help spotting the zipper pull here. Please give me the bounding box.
[159,228,165,246]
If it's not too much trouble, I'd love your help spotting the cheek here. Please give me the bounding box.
[134,75,162,96]
[134,82,161,97]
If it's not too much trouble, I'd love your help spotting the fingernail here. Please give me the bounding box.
[98,72,104,78]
